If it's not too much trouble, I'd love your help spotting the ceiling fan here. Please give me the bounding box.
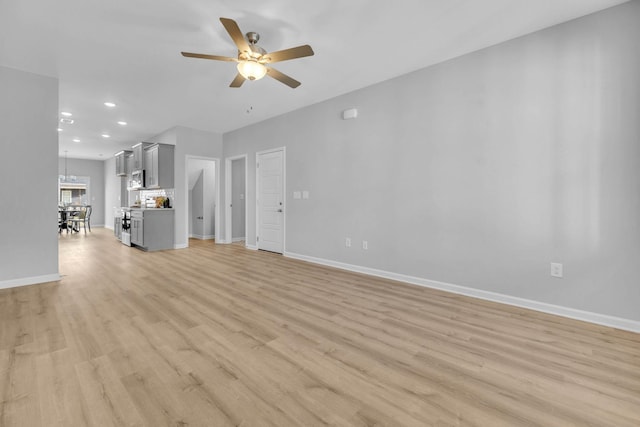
[181,17,314,89]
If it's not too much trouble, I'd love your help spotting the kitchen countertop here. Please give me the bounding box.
[128,207,174,210]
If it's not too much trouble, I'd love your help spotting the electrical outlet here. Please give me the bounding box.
[345,237,351,248]
[362,240,368,250]
[550,262,563,278]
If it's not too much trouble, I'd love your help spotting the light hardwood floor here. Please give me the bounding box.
[1,228,639,426]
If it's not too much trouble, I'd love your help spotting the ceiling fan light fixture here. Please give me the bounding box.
[182,17,313,88]
[237,60,267,81]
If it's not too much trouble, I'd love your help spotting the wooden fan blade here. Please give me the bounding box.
[220,17,251,54]
[264,45,314,63]
[266,67,301,88]
[181,52,237,62]
[230,73,246,88]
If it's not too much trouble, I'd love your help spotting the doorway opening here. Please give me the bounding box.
[225,155,248,245]
[186,157,219,246]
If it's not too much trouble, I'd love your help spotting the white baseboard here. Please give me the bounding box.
[190,234,215,240]
[174,243,188,249]
[232,237,246,243]
[246,244,258,250]
[0,273,61,290]
[284,251,640,334]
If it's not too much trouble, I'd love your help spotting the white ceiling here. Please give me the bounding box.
[0,0,629,160]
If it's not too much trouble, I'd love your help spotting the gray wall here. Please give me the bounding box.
[231,158,246,240]
[58,157,106,227]
[222,2,640,322]
[0,66,59,285]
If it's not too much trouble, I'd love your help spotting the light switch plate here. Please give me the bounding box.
[293,191,301,199]
[302,191,309,199]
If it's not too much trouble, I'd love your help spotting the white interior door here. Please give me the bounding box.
[257,149,284,253]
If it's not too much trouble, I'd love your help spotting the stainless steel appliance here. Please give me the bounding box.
[130,170,145,189]
[121,209,131,246]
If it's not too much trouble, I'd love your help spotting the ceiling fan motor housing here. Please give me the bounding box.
[242,32,266,60]
[246,32,260,44]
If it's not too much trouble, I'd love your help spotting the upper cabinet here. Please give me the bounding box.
[115,142,174,189]
[144,143,174,189]
[132,142,151,171]
[115,150,132,176]
[126,152,134,177]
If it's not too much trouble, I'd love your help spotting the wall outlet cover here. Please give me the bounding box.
[551,262,563,278]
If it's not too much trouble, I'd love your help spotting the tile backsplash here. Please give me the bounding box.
[140,188,175,200]
[130,188,175,207]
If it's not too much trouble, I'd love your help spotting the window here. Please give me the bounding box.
[58,175,90,205]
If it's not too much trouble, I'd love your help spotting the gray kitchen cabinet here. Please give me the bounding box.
[132,142,151,171]
[144,143,174,189]
[131,214,144,246]
[115,150,131,176]
[144,148,154,187]
[130,209,174,251]
[126,152,134,177]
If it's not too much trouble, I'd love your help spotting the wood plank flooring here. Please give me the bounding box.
[1,228,639,426]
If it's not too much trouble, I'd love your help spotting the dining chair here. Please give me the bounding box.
[68,206,92,233]
[58,208,69,233]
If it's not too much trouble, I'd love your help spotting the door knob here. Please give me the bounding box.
[277,209,283,213]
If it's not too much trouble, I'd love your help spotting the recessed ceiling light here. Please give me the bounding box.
[61,111,72,117]
[60,118,74,124]
[117,121,127,126]
[57,128,63,132]
[73,138,81,142]
[104,102,116,108]
[102,134,111,138]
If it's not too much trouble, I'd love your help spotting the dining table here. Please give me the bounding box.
[58,205,88,233]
